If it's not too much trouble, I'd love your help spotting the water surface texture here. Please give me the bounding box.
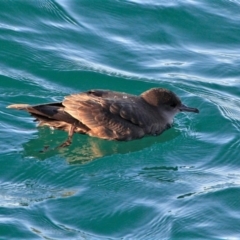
[1,0,240,239]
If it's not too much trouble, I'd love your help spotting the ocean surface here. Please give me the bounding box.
[1,0,240,239]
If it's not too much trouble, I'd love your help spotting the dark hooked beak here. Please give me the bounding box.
[179,104,199,113]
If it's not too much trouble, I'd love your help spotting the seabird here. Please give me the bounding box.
[7,88,199,147]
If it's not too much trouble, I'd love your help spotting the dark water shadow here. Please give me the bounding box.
[22,127,181,164]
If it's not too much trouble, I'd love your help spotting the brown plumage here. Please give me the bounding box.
[7,88,199,147]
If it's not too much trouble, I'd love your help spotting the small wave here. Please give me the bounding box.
[0,180,80,207]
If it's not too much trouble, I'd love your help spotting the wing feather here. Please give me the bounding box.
[62,91,148,140]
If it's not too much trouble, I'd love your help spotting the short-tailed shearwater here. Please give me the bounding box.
[7,88,199,147]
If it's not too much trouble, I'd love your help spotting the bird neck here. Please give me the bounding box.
[140,89,160,107]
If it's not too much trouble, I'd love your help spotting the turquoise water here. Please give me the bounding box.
[1,0,240,239]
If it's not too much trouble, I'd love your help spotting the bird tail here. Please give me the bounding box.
[6,104,31,110]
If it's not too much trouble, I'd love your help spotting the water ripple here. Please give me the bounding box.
[0,180,79,208]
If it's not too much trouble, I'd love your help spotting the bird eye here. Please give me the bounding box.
[170,103,177,108]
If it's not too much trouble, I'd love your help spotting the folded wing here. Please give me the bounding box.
[62,90,148,140]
